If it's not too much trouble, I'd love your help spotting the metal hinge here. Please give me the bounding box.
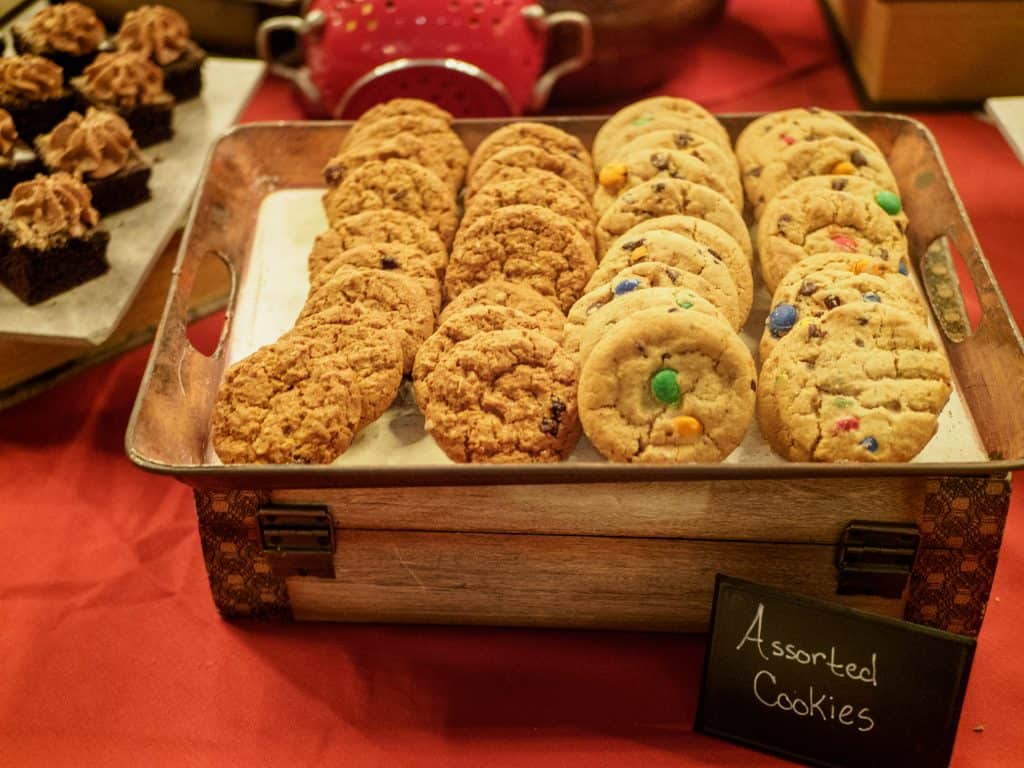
[836,521,920,599]
[256,505,336,579]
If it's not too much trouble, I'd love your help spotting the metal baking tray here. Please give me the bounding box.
[0,52,265,346]
[126,114,1024,487]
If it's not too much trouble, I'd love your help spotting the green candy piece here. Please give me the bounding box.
[833,396,854,408]
[651,368,681,404]
[631,115,654,127]
[874,189,901,215]
[678,300,694,309]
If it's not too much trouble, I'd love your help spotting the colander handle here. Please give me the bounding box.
[255,11,326,109]
[524,7,594,112]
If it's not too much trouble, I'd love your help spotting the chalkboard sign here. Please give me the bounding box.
[696,576,975,768]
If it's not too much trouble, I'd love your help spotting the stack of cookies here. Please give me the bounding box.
[574,97,757,463]
[417,121,599,463]
[737,108,952,462]
[212,99,461,464]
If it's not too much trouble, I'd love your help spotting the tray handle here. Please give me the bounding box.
[889,116,1024,462]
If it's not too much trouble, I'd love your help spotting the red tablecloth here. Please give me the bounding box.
[3,1,1023,765]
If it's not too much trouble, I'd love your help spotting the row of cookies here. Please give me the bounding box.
[574,98,758,462]
[737,108,952,462]
[2,4,206,148]
[414,121,600,462]
[212,100,461,464]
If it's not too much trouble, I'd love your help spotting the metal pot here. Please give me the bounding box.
[257,0,592,117]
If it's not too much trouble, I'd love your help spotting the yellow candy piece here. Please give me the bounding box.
[672,415,703,438]
[628,245,649,263]
[599,163,629,191]
[792,317,816,335]
[852,259,888,276]
[831,161,856,175]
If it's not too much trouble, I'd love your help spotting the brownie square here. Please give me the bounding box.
[0,147,44,199]
[1,91,76,142]
[84,158,152,216]
[162,42,205,102]
[10,27,99,78]
[71,87,174,148]
[0,228,110,305]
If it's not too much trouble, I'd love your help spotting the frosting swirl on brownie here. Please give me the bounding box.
[24,2,105,56]
[3,173,99,247]
[0,109,18,159]
[39,109,137,179]
[0,55,64,101]
[79,52,166,108]
[116,5,191,66]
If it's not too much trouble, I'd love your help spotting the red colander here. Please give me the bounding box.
[257,0,592,118]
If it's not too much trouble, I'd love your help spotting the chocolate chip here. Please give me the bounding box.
[876,247,890,260]
[857,317,869,325]
[851,149,868,167]
[650,152,669,170]
[778,214,792,224]
[393,189,407,200]
[621,238,645,252]
[831,178,848,191]
[380,256,399,269]
[324,165,344,186]
[668,307,679,313]
[808,324,824,338]
[823,295,841,310]
[539,397,567,437]
[707,248,722,262]
[661,352,671,361]
[747,166,763,178]
[799,280,818,296]
[634,341,647,356]
[855,338,865,347]
[674,132,693,148]
[750,379,757,391]
[653,182,666,193]
[666,267,681,279]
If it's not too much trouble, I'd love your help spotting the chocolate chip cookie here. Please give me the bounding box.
[212,338,362,464]
[757,302,952,462]
[596,178,752,262]
[322,159,458,248]
[445,205,596,313]
[760,255,927,362]
[612,128,741,189]
[586,229,742,329]
[592,97,732,169]
[757,188,909,293]
[422,328,581,462]
[578,306,756,463]
[773,175,909,236]
[595,147,743,215]
[744,137,900,219]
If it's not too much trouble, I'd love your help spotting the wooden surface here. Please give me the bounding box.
[288,531,904,630]
[824,0,1024,103]
[275,478,923,543]
[0,235,230,410]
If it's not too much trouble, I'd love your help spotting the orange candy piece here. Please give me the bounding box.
[831,161,857,175]
[672,415,703,438]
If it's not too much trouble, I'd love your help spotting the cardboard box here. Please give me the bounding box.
[823,0,1024,104]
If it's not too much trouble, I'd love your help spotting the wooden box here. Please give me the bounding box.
[823,0,1024,104]
[126,115,1024,637]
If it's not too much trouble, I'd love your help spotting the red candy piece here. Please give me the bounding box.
[830,234,858,252]
[779,133,796,145]
[833,416,860,434]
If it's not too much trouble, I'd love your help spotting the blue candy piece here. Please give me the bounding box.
[898,260,909,275]
[768,303,798,338]
[862,292,881,303]
[860,436,879,452]
[613,278,642,296]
